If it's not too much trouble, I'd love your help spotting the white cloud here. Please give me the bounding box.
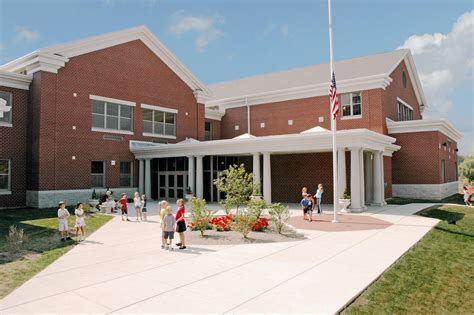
[280,24,289,37]
[169,12,224,53]
[397,10,474,154]
[259,23,290,39]
[16,27,40,43]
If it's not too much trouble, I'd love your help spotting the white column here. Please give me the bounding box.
[364,152,373,204]
[263,152,272,204]
[145,159,151,198]
[138,159,144,194]
[252,153,261,193]
[359,149,367,210]
[372,151,383,205]
[350,147,363,212]
[337,149,346,198]
[196,155,203,199]
[188,156,195,195]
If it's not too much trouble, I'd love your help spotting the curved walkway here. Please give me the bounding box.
[0,203,438,314]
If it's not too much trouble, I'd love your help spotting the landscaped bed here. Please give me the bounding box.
[0,207,112,299]
[342,204,474,314]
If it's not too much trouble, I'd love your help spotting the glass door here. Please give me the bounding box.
[158,172,187,199]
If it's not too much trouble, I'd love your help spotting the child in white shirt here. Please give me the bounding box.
[57,201,72,242]
[75,202,86,242]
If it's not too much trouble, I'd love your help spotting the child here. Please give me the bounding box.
[162,206,176,250]
[315,184,324,215]
[141,194,148,221]
[463,186,472,207]
[302,187,308,198]
[134,192,142,221]
[57,201,72,241]
[300,194,311,221]
[74,202,86,242]
[175,199,187,249]
[159,200,169,247]
[118,193,130,221]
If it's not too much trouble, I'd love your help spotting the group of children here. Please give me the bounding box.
[300,184,324,222]
[57,201,86,242]
[116,192,148,222]
[159,199,187,250]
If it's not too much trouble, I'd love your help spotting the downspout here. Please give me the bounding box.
[246,97,250,135]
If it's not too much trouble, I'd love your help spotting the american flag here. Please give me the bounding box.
[329,71,339,119]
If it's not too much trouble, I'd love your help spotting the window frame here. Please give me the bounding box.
[0,159,11,194]
[340,92,362,120]
[119,161,133,187]
[91,161,106,188]
[397,97,414,121]
[0,91,13,127]
[204,121,212,141]
[90,95,135,135]
[141,104,177,139]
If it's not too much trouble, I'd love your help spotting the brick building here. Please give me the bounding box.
[0,26,462,209]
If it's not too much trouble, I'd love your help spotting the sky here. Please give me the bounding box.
[0,0,473,154]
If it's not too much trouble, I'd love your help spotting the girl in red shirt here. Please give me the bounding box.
[118,193,130,221]
[175,199,187,249]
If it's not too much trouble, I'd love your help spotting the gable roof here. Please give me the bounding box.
[207,49,426,110]
[0,26,211,97]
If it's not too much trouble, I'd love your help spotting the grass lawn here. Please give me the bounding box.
[0,207,112,299]
[387,193,465,205]
[342,204,474,314]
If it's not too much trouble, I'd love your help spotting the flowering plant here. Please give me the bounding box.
[209,214,232,231]
[251,217,269,232]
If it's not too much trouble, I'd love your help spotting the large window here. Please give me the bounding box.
[92,100,133,132]
[205,121,212,141]
[0,159,11,192]
[142,108,176,137]
[91,161,105,187]
[120,161,132,187]
[398,101,413,121]
[341,92,362,118]
[0,91,13,125]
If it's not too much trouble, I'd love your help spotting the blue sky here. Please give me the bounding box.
[0,0,473,154]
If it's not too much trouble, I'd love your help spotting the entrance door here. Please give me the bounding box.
[158,172,187,199]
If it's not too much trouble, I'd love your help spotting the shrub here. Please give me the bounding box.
[214,164,254,213]
[190,197,213,237]
[252,217,269,232]
[247,197,267,218]
[6,225,25,253]
[269,203,290,234]
[231,212,258,239]
[209,214,233,231]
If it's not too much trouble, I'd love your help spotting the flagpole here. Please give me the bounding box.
[328,0,338,223]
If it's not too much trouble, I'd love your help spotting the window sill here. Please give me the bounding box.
[341,115,362,120]
[92,127,134,135]
[142,132,177,139]
[0,122,13,128]
[0,191,12,195]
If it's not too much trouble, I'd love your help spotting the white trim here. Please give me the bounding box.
[386,118,462,142]
[341,115,362,120]
[0,191,12,195]
[142,132,177,139]
[205,108,225,121]
[141,103,178,114]
[91,127,134,135]
[0,122,13,128]
[396,97,413,110]
[0,70,32,90]
[90,95,136,107]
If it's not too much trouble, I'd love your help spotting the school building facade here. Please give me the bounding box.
[0,26,462,209]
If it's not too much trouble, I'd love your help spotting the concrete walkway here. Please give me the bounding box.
[0,203,438,314]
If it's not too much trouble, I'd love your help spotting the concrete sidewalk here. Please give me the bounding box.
[0,203,438,314]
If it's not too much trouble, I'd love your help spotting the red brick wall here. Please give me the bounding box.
[220,88,387,139]
[0,86,29,207]
[31,40,200,191]
[392,131,457,185]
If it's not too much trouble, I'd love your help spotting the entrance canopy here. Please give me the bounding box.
[129,128,400,159]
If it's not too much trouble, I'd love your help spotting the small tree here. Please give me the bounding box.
[231,211,258,239]
[269,203,290,234]
[247,197,267,218]
[190,197,213,237]
[214,164,254,213]
[459,157,474,182]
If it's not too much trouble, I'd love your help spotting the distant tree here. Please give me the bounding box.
[459,156,474,182]
[214,164,254,213]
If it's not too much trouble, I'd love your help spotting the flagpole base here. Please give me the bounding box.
[331,219,338,223]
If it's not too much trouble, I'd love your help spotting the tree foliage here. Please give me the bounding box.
[189,197,213,237]
[458,156,474,182]
[213,164,254,212]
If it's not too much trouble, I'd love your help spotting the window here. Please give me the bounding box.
[0,91,13,125]
[91,161,105,187]
[441,160,446,183]
[341,92,362,118]
[0,159,11,192]
[398,101,413,121]
[142,109,176,137]
[92,100,133,132]
[119,162,132,187]
[205,121,212,141]
[402,71,407,88]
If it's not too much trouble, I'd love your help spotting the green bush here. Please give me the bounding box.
[269,203,290,234]
[214,164,254,213]
[247,197,267,218]
[6,225,25,253]
[189,197,213,237]
[231,211,258,239]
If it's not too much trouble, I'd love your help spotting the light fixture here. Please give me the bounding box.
[442,142,447,146]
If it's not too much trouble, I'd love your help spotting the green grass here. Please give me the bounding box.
[342,204,474,314]
[0,207,112,299]
[387,193,465,205]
